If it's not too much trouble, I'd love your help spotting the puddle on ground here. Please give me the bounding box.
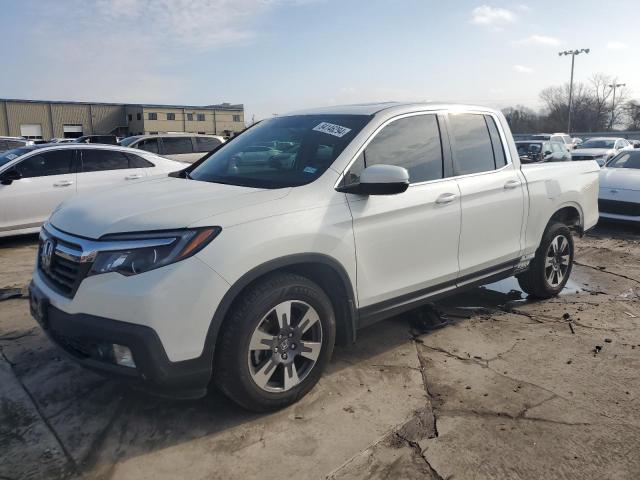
[434,275,588,314]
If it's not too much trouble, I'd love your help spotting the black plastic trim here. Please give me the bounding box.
[357,259,520,326]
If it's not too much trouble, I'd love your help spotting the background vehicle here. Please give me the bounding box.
[120,133,225,163]
[531,132,575,150]
[598,150,640,222]
[0,136,32,153]
[49,138,76,144]
[0,144,184,237]
[572,137,633,166]
[29,103,599,411]
[516,140,571,163]
[629,139,640,149]
[73,135,119,145]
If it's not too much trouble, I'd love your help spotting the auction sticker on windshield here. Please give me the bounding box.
[313,122,352,138]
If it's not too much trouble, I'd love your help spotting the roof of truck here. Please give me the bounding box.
[283,102,497,117]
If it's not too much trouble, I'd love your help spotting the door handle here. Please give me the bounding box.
[504,179,521,190]
[53,180,74,187]
[125,174,144,180]
[435,193,457,204]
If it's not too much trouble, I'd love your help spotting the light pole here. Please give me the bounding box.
[608,81,626,130]
[558,48,590,134]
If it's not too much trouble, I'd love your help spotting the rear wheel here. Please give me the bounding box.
[517,222,574,299]
[214,273,335,412]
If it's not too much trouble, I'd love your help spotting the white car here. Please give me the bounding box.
[120,133,226,163]
[599,150,640,222]
[572,137,633,166]
[28,103,599,411]
[0,144,185,237]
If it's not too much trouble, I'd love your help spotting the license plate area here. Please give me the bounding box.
[29,284,49,329]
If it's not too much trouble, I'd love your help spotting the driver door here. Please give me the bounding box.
[0,149,77,232]
[344,113,461,317]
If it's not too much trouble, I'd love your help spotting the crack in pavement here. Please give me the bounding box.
[394,430,446,480]
[0,347,80,476]
[574,261,640,285]
[0,330,37,342]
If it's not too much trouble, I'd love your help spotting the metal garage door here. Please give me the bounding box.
[20,124,43,139]
[63,124,83,138]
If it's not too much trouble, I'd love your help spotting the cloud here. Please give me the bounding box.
[513,65,533,74]
[470,5,517,27]
[517,34,562,46]
[10,0,312,104]
[607,41,628,50]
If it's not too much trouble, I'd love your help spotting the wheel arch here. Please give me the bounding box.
[204,254,358,366]
[548,202,584,234]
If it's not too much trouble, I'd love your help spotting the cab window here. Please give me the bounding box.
[344,114,443,186]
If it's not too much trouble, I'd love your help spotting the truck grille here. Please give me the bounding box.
[599,199,640,217]
[38,232,93,298]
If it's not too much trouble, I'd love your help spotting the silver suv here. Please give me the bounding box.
[120,133,225,163]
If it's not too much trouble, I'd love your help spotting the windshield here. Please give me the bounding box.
[607,151,640,169]
[0,147,33,168]
[119,137,139,147]
[580,139,615,149]
[189,114,370,188]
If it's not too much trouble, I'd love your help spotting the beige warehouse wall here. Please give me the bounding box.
[50,104,92,137]
[92,104,126,135]
[125,106,144,135]
[5,101,53,138]
[0,102,8,136]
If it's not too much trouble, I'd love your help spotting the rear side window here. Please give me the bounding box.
[485,116,507,168]
[195,136,222,153]
[81,150,130,172]
[449,113,495,175]
[16,150,74,178]
[346,114,443,185]
[163,137,194,155]
[137,138,159,154]
[125,153,154,168]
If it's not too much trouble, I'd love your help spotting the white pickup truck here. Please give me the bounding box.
[28,103,599,411]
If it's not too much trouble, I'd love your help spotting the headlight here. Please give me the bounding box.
[90,227,221,276]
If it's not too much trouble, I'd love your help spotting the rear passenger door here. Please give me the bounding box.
[76,149,149,192]
[446,112,525,279]
[344,113,462,312]
[161,137,200,163]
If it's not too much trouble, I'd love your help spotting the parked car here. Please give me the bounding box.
[0,144,184,237]
[73,135,119,145]
[120,133,226,163]
[571,137,633,166]
[598,150,640,223]
[0,136,32,153]
[516,140,571,163]
[629,139,640,149]
[571,138,583,148]
[28,103,599,411]
[531,133,575,150]
[49,138,77,144]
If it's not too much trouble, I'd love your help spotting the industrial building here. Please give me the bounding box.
[0,99,245,140]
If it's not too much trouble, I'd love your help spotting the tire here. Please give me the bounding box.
[517,222,574,299]
[214,272,336,412]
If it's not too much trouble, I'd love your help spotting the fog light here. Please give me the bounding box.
[113,344,136,368]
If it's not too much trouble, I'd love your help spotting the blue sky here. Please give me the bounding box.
[1,0,638,121]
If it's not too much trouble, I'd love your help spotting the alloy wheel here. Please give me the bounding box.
[247,300,323,392]
[544,234,571,288]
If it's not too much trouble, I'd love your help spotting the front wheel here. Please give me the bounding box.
[214,273,336,412]
[517,222,574,299]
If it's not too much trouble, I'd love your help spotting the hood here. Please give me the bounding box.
[572,148,614,157]
[49,176,290,238]
[599,168,640,191]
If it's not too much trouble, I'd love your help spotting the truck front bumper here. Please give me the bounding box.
[29,280,213,399]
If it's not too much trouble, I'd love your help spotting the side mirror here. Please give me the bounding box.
[0,169,21,185]
[337,164,409,195]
